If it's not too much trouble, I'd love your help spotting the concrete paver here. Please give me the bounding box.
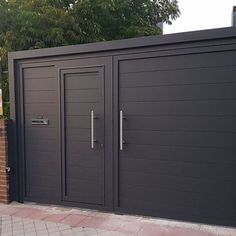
[0,203,235,236]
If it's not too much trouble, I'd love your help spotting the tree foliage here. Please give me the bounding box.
[0,0,179,117]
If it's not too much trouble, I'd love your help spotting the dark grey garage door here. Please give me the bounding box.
[117,50,236,225]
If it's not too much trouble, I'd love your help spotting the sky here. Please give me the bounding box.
[164,0,236,34]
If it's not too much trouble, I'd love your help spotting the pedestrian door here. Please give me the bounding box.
[60,66,105,205]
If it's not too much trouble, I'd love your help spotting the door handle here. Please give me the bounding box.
[91,110,97,149]
[120,110,124,150]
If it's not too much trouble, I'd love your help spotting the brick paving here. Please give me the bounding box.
[0,215,127,236]
[0,203,235,236]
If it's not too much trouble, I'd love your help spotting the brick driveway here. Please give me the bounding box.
[0,203,235,236]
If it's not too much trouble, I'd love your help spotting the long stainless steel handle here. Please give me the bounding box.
[91,110,96,149]
[120,110,123,150]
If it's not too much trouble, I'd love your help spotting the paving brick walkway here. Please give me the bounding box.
[0,203,235,236]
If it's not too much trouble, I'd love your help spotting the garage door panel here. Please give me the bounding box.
[120,185,235,215]
[25,186,60,203]
[66,141,100,155]
[124,130,236,148]
[120,145,236,164]
[25,128,58,140]
[26,185,59,198]
[65,116,90,129]
[120,84,236,101]
[124,116,236,132]
[23,66,55,79]
[66,182,103,195]
[25,138,57,147]
[66,179,103,200]
[25,139,58,152]
[67,166,103,181]
[24,103,58,115]
[66,128,90,142]
[26,151,59,167]
[65,89,100,103]
[121,100,236,116]
[26,175,59,199]
[119,51,236,73]
[65,73,99,89]
[119,197,236,221]
[120,66,236,87]
[66,190,103,205]
[120,171,236,195]
[66,154,103,169]
[120,158,236,180]
[24,78,56,91]
[26,182,59,192]
[26,163,60,177]
[66,126,104,142]
[66,103,101,116]
[66,140,103,152]
[24,91,57,103]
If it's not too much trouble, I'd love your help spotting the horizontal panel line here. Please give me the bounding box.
[24,77,55,80]
[24,102,57,105]
[65,72,99,76]
[66,152,99,156]
[65,102,100,104]
[65,127,90,130]
[24,114,57,116]
[25,102,57,104]
[66,141,91,143]
[24,89,56,92]
[120,156,236,166]
[120,169,235,182]
[122,114,236,118]
[119,156,236,165]
[26,174,57,178]
[65,165,103,170]
[66,154,103,158]
[66,139,90,141]
[66,115,90,117]
[25,149,57,153]
[65,88,99,91]
[124,129,236,134]
[64,178,103,183]
[120,64,236,75]
[120,183,235,199]
[119,81,236,88]
[25,140,57,143]
[26,152,59,155]
[121,143,236,150]
[120,98,236,103]
[25,127,57,129]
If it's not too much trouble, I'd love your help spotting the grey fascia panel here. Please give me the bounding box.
[8,27,236,60]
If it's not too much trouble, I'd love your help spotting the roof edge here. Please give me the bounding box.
[8,27,236,60]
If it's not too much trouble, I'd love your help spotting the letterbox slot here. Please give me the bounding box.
[31,119,49,125]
